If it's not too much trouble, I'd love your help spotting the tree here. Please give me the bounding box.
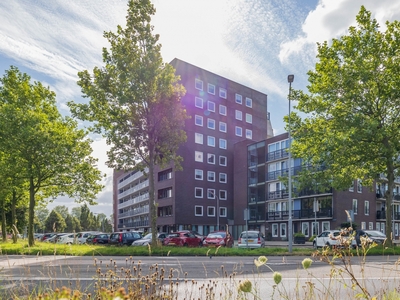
[44,210,66,233]
[69,0,187,245]
[53,205,69,219]
[0,67,104,246]
[71,207,81,219]
[34,207,49,233]
[289,6,400,245]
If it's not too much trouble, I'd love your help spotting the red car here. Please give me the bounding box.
[203,231,234,248]
[163,231,202,247]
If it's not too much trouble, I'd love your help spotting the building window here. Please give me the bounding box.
[235,110,242,120]
[219,173,227,183]
[207,101,215,112]
[272,224,278,237]
[322,221,330,231]
[235,93,242,104]
[302,222,309,237]
[158,205,173,217]
[158,168,172,181]
[246,129,252,139]
[361,222,366,230]
[219,156,227,166]
[219,88,227,99]
[219,122,227,133]
[207,171,215,182]
[207,118,215,130]
[369,222,373,230]
[219,105,227,116]
[207,136,215,147]
[353,199,358,215]
[219,207,227,217]
[195,97,203,108]
[195,206,203,216]
[195,78,203,90]
[158,187,172,199]
[207,153,215,164]
[235,126,242,137]
[207,206,215,216]
[219,190,227,200]
[195,187,203,198]
[207,189,215,199]
[357,179,362,193]
[280,223,287,237]
[219,138,227,149]
[195,169,203,180]
[208,83,215,95]
[364,200,369,215]
[195,115,203,126]
[245,97,252,107]
[195,133,203,144]
[195,151,203,162]
[349,180,354,192]
[246,113,252,124]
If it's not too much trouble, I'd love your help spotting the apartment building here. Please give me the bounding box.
[113,58,272,235]
[246,132,400,241]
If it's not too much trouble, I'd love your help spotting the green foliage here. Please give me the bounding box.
[294,232,305,237]
[0,66,104,246]
[289,6,400,243]
[68,0,188,244]
[44,211,66,233]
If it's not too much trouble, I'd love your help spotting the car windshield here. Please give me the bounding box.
[241,232,258,238]
[366,231,386,237]
[143,233,152,239]
[208,233,225,238]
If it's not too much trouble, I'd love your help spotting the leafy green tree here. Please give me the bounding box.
[53,205,69,219]
[71,207,81,219]
[290,6,400,245]
[0,67,104,246]
[44,210,66,233]
[34,207,49,233]
[69,0,187,245]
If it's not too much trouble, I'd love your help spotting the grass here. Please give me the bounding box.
[1,236,400,299]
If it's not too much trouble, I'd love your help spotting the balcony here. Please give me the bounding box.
[117,220,149,229]
[266,149,289,162]
[119,206,149,218]
[266,208,332,221]
[268,189,289,200]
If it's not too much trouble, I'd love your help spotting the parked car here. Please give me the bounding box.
[76,231,100,244]
[41,233,57,242]
[108,231,143,246]
[313,230,352,249]
[57,233,78,244]
[353,230,387,248]
[203,231,234,248]
[43,233,69,243]
[163,231,202,247]
[180,230,205,241]
[132,232,168,246]
[237,231,265,248]
[34,233,43,240]
[86,233,109,245]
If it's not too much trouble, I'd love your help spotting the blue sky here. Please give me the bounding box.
[0,0,398,216]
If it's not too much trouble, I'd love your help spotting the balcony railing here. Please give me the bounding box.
[266,149,289,162]
[117,220,149,229]
[266,208,332,220]
[268,189,289,200]
[118,206,149,218]
[376,210,400,220]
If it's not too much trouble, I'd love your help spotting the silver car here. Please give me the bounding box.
[237,231,265,248]
[131,233,167,246]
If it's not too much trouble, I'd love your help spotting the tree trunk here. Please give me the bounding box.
[149,149,157,246]
[1,197,6,242]
[11,190,17,243]
[28,176,35,246]
[385,160,394,247]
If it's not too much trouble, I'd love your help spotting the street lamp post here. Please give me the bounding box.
[287,74,294,253]
[216,191,220,231]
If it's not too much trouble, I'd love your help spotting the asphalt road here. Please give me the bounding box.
[1,254,400,299]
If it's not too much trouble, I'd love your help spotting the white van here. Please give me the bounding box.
[76,231,100,244]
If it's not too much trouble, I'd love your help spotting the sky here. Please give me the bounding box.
[1,0,399,217]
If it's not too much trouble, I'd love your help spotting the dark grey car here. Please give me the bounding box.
[108,231,142,246]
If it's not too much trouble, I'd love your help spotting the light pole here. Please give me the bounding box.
[288,74,294,253]
[216,191,220,231]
